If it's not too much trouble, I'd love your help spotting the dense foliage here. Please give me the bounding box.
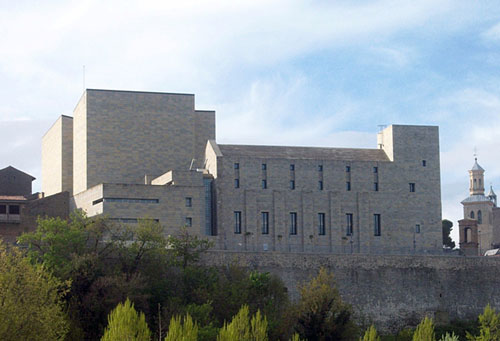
[1,213,495,340]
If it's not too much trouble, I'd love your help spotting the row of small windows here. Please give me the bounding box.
[233,211,382,237]
[235,163,387,173]
[470,210,483,224]
[0,204,20,214]
[235,179,416,192]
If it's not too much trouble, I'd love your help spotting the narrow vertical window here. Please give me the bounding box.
[422,160,426,167]
[234,163,239,169]
[234,179,240,188]
[346,165,351,172]
[185,217,192,227]
[234,211,241,234]
[318,165,323,172]
[290,212,297,235]
[0,205,6,214]
[346,213,353,236]
[262,163,267,170]
[478,210,482,224]
[318,213,325,235]
[374,214,381,236]
[262,179,267,189]
[409,183,415,192]
[374,182,378,191]
[470,211,475,219]
[185,197,192,207]
[415,224,420,233]
[290,180,295,190]
[318,181,323,191]
[373,166,378,173]
[261,212,269,234]
[346,182,351,191]
[290,164,295,171]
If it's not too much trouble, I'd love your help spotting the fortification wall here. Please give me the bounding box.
[201,251,500,332]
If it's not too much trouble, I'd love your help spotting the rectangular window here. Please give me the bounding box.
[346,213,353,236]
[261,212,269,234]
[346,182,351,191]
[234,211,242,234]
[0,205,6,214]
[234,163,239,170]
[374,214,381,236]
[373,166,378,173]
[318,165,323,172]
[346,165,351,172]
[422,160,426,167]
[185,217,192,227]
[374,182,378,191]
[262,179,267,189]
[318,213,325,235]
[234,179,240,188]
[290,180,295,190]
[290,164,295,171]
[262,163,267,170]
[318,181,323,191]
[9,205,20,215]
[103,198,159,204]
[409,183,415,192]
[185,197,192,207]
[415,224,421,234]
[290,212,297,235]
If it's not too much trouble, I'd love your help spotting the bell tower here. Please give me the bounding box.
[469,158,485,196]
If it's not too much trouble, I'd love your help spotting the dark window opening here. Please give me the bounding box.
[234,211,241,234]
[422,160,426,167]
[262,179,267,189]
[374,214,381,236]
[234,163,239,170]
[261,212,269,234]
[346,213,353,236]
[409,183,415,192]
[346,165,351,172]
[346,182,351,191]
[470,211,475,219]
[9,205,20,215]
[374,182,379,191]
[318,181,323,191]
[0,205,6,214]
[185,217,192,227]
[318,213,325,235]
[373,167,378,173]
[478,210,482,224]
[185,197,192,207]
[318,165,323,172]
[234,179,240,188]
[415,224,421,233]
[290,164,295,171]
[262,163,267,171]
[290,212,297,235]
[290,180,295,190]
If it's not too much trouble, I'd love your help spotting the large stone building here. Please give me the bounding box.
[42,89,443,254]
[459,159,500,256]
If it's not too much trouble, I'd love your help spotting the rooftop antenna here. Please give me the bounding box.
[473,146,477,162]
[83,65,86,90]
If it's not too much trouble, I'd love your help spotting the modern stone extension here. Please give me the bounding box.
[42,89,442,254]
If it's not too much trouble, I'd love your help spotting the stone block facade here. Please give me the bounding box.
[43,89,442,254]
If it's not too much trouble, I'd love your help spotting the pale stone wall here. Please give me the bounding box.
[201,250,500,332]
[73,92,87,195]
[209,125,442,254]
[42,117,62,196]
[74,90,215,192]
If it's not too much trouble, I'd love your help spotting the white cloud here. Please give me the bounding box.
[482,22,500,42]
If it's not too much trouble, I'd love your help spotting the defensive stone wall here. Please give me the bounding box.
[201,251,500,332]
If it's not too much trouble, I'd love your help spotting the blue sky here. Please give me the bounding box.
[2,0,500,243]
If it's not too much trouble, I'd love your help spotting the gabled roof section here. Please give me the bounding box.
[0,166,35,180]
[218,144,390,161]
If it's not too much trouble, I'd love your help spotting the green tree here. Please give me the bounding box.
[439,332,459,341]
[101,298,151,341]
[467,304,500,341]
[294,267,356,340]
[413,316,436,341]
[0,241,69,340]
[361,325,381,341]
[165,314,198,341]
[167,227,214,268]
[217,305,268,341]
[442,219,456,249]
